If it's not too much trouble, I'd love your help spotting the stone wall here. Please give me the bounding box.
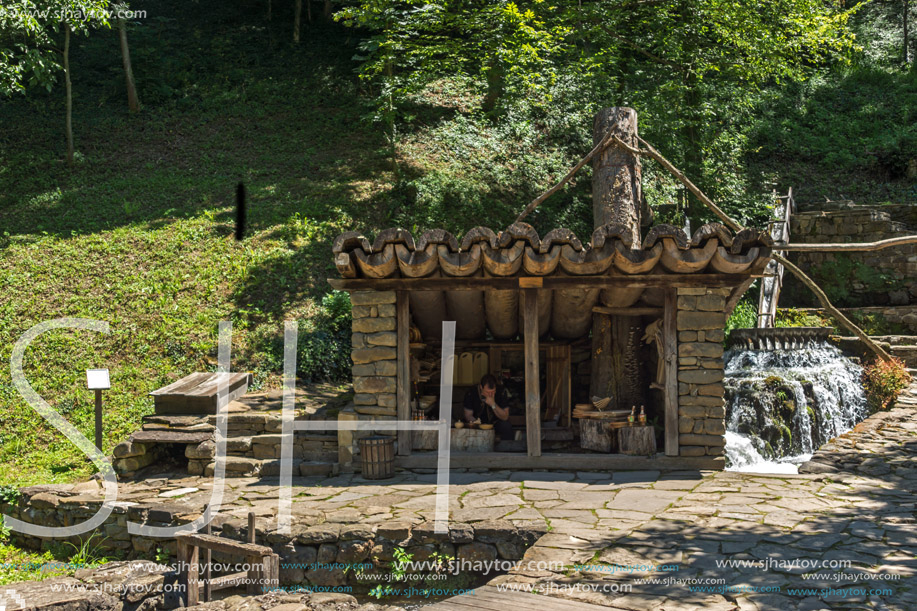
[340,290,400,471]
[789,208,917,306]
[3,489,539,589]
[676,288,728,459]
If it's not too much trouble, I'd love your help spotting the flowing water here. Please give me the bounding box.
[723,342,868,473]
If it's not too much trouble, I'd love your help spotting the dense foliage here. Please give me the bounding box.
[862,357,912,412]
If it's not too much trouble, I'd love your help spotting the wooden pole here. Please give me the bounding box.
[663,289,678,456]
[293,0,302,42]
[94,389,103,452]
[523,289,541,457]
[64,25,74,167]
[396,291,411,455]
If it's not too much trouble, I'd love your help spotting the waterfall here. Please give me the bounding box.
[723,341,868,473]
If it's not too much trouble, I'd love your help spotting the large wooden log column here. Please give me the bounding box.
[522,287,542,456]
[590,108,644,411]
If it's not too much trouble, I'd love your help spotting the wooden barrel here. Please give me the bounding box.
[359,436,395,479]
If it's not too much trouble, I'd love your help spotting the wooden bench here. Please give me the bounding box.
[177,513,279,605]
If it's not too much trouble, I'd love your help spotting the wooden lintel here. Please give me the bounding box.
[592,306,663,316]
[328,274,760,292]
[178,532,274,558]
[518,277,543,288]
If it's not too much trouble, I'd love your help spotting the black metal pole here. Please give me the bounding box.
[94,389,103,452]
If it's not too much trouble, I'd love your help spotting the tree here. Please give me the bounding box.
[1,0,112,164]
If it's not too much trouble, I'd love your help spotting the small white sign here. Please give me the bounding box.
[86,369,111,390]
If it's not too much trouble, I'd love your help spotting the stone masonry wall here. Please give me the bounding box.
[790,208,917,306]
[339,290,399,471]
[676,288,728,458]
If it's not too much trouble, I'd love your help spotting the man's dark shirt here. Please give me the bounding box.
[463,386,509,424]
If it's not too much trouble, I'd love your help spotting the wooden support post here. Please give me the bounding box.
[186,541,200,605]
[523,289,541,457]
[246,554,261,595]
[248,512,256,544]
[663,288,679,456]
[203,520,212,602]
[396,291,411,455]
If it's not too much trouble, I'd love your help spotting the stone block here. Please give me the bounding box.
[350,291,396,306]
[679,446,706,457]
[706,445,724,456]
[375,360,397,376]
[367,332,397,347]
[697,383,725,397]
[113,441,148,459]
[352,317,396,334]
[376,393,396,408]
[692,420,704,434]
[679,395,724,407]
[677,288,708,296]
[706,406,726,419]
[185,440,215,460]
[679,357,698,366]
[354,376,396,394]
[457,542,497,564]
[677,311,725,330]
[696,294,726,311]
[352,363,375,377]
[352,333,368,349]
[679,342,724,358]
[351,305,374,318]
[378,304,396,317]
[352,347,397,364]
[679,433,726,447]
[704,419,726,435]
[226,437,252,452]
[678,417,694,434]
[677,369,724,384]
[677,295,697,310]
[678,405,706,418]
[705,329,725,342]
[679,331,698,342]
[353,393,377,406]
[353,405,397,417]
[253,444,278,459]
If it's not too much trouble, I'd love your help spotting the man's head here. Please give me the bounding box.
[479,373,498,399]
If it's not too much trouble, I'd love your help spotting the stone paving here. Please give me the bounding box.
[5,404,916,610]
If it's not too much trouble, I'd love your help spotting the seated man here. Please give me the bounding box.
[463,374,514,441]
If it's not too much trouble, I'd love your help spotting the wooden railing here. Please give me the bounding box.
[758,188,795,328]
[177,512,279,605]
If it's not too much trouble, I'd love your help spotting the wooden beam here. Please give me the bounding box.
[592,306,663,316]
[394,451,724,471]
[663,288,679,456]
[522,288,541,457]
[396,291,411,456]
[328,274,760,292]
[178,533,274,558]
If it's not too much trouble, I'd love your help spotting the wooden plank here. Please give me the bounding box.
[246,554,261,596]
[328,274,762,292]
[203,521,212,602]
[663,288,679,456]
[396,291,411,456]
[592,306,663,316]
[518,277,543,288]
[209,571,248,591]
[180,533,274,558]
[561,345,571,428]
[394,451,723,471]
[522,288,541,457]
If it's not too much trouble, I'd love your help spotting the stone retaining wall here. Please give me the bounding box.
[3,491,540,589]
[676,288,728,458]
[789,208,917,306]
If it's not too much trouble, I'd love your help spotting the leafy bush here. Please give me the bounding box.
[0,486,19,506]
[862,357,911,412]
[775,308,828,328]
[725,298,757,341]
[297,291,353,383]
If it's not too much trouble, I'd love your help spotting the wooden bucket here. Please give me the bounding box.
[359,436,395,480]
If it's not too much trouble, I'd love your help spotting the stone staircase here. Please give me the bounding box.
[897,369,917,408]
[113,388,345,479]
